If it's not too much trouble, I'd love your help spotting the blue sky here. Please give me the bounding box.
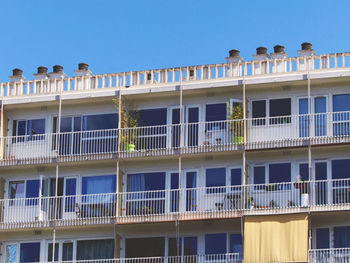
[0,0,349,81]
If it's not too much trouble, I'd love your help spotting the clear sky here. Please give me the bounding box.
[0,0,349,82]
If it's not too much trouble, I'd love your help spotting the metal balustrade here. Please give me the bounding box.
[1,52,350,98]
[0,111,349,166]
[0,192,116,229]
[309,248,350,263]
[36,253,242,263]
[1,179,350,228]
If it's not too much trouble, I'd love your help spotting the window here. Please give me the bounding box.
[230,168,242,186]
[229,234,243,258]
[269,98,291,124]
[253,166,265,184]
[316,228,329,249]
[20,242,40,263]
[333,94,350,136]
[125,238,164,258]
[9,180,40,206]
[332,159,350,179]
[252,100,266,126]
[13,119,46,141]
[206,103,227,130]
[47,243,59,262]
[137,108,167,149]
[206,168,226,193]
[205,233,226,255]
[82,175,116,195]
[77,239,114,260]
[82,113,118,131]
[5,245,17,263]
[168,236,197,256]
[269,163,291,183]
[334,226,350,248]
[252,98,291,125]
[127,172,165,192]
[299,163,309,181]
[183,237,197,255]
[332,159,350,204]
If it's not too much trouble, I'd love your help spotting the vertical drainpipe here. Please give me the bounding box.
[241,68,247,250]
[307,55,312,258]
[52,75,63,262]
[177,71,183,257]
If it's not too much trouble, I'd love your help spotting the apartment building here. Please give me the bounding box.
[0,42,349,263]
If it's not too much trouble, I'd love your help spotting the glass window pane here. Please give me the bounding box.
[83,114,118,131]
[168,238,181,256]
[316,228,330,249]
[269,163,291,183]
[127,172,165,192]
[47,243,59,262]
[229,234,243,257]
[138,108,167,126]
[206,103,227,122]
[28,119,45,135]
[270,98,291,117]
[205,233,226,254]
[332,159,350,179]
[125,238,164,258]
[299,163,309,181]
[62,243,73,261]
[82,175,116,194]
[254,166,265,185]
[25,180,40,198]
[77,239,114,260]
[299,99,308,114]
[252,101,266,118]
[6,245,17,263]
[18,121,26,136]
[231,168,241,186]
[9,181,25,199]
[334,226,350,248]
[333,94,350,112]
[20,242,40,263]
[206,168,226,193]
[316,162,327,180]
[184,237,197,255]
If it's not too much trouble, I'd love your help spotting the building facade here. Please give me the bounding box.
[0,43,349,263]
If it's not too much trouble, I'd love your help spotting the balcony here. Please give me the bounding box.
[309,248,350,262]
[0,111,349,166]
[1,179,350,229]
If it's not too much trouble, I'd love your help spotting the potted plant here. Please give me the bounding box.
[113,98,139,152]
[227,102,244,144]
[246,196,255,209]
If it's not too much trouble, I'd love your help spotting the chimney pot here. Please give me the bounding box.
[37,66,48,74]
[53,65,63,73]
[273,45,285,54]
[12,68,23,77]
[256,47,267,55]
[78,63,89,71]
[229,49,240,58]
[301,42,313,51]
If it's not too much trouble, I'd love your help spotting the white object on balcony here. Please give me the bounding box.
[301,193,309,207]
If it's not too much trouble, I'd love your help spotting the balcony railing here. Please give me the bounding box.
[1,52,350,98]
[309,248,350,263]
[1,111,349,166]
[0,192,116,229]
[1,179,350,228]
[37,254,242,263]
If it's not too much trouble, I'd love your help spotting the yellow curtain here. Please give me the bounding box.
[243,213,308,263]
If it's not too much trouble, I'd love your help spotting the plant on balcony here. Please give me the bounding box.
[269,200,276,208]
[113,98,139,152]
[265,184,278,191]
[288,200,295,207]
[227,102,244,144]
[246,196,255,209]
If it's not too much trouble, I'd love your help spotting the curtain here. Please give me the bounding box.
[82,175,116,195]
[77,239,114,260]
[244,213,308,263]
[128,174,145,192]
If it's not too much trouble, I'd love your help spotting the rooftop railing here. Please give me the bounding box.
[1,52,350,98]
[1,111,349,166]
[1,178,350,229]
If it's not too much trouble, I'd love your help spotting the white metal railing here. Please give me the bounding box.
[118,185,243,221]
[1,52,350,98]
[1,111,349,164]
[36,254,241,263]
[0,192,116,228]
[309,248,350,263]
[2,179,350,228]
